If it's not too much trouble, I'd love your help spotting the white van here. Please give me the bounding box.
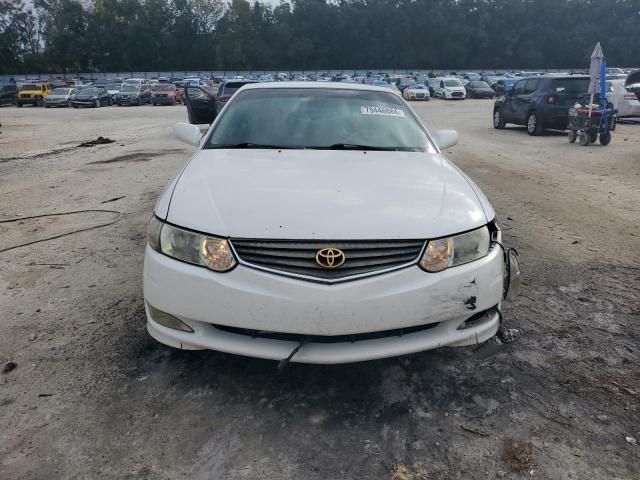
[433,77,466,100]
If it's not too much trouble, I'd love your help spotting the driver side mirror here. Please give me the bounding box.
[433,129,458,150]
[173,122,202,147]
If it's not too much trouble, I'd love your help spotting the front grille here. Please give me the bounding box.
[21,94,32,98]
[415,93,426,99]
[231,239,425,282]
[214,321,440,343]
[452,91,464,97]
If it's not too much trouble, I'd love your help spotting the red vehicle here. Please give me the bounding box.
[151,84,182,105]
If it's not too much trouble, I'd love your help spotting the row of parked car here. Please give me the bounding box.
[0,78,185,108]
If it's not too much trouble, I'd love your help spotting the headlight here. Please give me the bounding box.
[147,216,236,272]
[420,226,490,272]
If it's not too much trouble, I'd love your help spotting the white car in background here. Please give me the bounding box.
[144,82,519,364]
[607,78,640,118]
[434,77,466,100]
[403,84,430,101]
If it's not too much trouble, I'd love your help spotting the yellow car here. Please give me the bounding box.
[17,83,52,107]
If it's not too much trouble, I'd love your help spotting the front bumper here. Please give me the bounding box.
[117,97,140,105]
[151,96,176,104]
[444,91,466,99]
[44,99,69,107]
[18,97,40,105]
[143,245,505,363]
[71,100,97,106]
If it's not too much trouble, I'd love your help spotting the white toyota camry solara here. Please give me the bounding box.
[143,82,519,364]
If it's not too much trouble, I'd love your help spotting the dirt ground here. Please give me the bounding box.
[1,99,638,480]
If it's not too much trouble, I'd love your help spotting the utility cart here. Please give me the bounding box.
[567,101,617,146]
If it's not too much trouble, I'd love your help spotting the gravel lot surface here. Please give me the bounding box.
[1,100,638,480]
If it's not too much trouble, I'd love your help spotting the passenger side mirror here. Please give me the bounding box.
[433,129,458,150]
[173,122,202,147]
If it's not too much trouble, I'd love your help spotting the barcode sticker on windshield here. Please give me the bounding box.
[361,106,405,117]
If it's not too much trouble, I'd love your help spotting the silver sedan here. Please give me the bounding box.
[403,84,430,101]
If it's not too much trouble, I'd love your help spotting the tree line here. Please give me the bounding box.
[1,0,638,75]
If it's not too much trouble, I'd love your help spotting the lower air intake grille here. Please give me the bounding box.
[230,239,425,282]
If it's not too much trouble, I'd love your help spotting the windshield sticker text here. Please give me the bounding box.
[360,106,406,117]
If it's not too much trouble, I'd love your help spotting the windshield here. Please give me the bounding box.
[121,85,139,92]
[106,84,122,90]
[472,81,491,88]
[205,88,429,152]
[152,85,174,91]
[51,88,69,95]
[83,88,100,95]
[221,82,253,96]
[551,78,590,94]
[444,79,462,87]
[125,79,141,84]
[21,84,39,90]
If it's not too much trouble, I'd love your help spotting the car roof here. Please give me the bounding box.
[240,81,406,94]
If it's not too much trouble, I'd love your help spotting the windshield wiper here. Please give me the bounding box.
[320,143,397,151]
[206,143,302,150]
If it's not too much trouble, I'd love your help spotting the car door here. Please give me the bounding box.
[185,86,217,125]
[512,79,540,123]
[502,80,526,124]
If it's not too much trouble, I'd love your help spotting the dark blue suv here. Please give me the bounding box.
[492,76,590,135]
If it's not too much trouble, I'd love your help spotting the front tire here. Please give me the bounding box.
[527,112,543,136]
[579,131,590,146]
[568,130,577,143]
[95,100,101,108]
[599,132,611,145]
[493,109,506,129]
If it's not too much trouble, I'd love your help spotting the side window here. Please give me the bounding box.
[524,79,540,94]
[512,81,526,95]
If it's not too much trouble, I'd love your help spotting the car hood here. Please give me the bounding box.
[165,149,488,240]
[74,94,97,99]
[47,95,68,99]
